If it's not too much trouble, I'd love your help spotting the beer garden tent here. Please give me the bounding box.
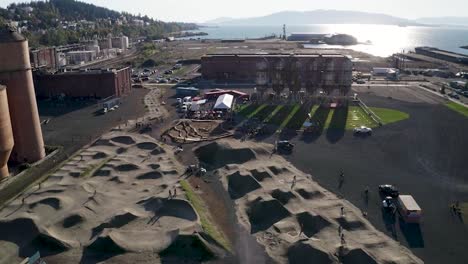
[213,94,234,110]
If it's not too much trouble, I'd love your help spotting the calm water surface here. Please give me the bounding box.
[192,24,468,57]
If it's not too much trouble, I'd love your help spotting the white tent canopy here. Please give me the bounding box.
[213,94,234,110]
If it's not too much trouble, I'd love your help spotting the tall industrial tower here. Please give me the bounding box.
[0,25,45,166]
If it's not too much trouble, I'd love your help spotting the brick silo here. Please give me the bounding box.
[0,25,45,163]
[0,85,14,178]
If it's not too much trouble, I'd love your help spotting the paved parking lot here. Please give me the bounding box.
[275,86,468,264]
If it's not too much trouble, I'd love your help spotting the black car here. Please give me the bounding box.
[277,140,294,151]
[378,184,399,198]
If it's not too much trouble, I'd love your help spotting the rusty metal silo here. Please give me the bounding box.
[0,25,45,163]
[0,85,14,178]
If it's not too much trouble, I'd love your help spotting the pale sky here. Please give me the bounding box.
[1,0,467,23]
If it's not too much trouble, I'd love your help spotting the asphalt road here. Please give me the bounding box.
[273,91,468,263]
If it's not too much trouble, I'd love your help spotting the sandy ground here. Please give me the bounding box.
[0,88,226,263]
[194,139,423,264]
[0,131,213,263]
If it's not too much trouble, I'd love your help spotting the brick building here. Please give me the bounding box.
[201,53,353,94]
[34,67,132,98]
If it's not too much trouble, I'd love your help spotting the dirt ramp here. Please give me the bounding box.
[151,147,166,155]
[336,216,366,231]
[33,230,73,252]
[88,234,127,253]
[296,212,331,237]
[91,212,139,237]
[29,197,62,210]
[160,234,215,262]
[62,214,85,228]
[250,169,273,182]
[115,164,140,172]
[110,136,136,145]
[139,197,198,221]
[287,241,336,264]
[341,248,378,264]
[228,171,261,200]
[297,188,325,200]
[195,142,256,169]
[136,142,159,150]
[0,218,40,243]
[92,139,115,147]
[270,189,297,205]
[136,171,163,180]
[92,152,108,159]
[247,198,291,233]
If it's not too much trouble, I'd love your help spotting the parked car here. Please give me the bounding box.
[356,79,366,84]
[378,184,399,198]
[277,140,294,152]
[353,126,372,135]
[176,98,182,104]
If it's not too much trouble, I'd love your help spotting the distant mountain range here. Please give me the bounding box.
[204,10,468,27]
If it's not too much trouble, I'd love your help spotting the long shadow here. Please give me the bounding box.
[301,106,330,143]
[326,105,348,144]
[398,217,425,248]
[37,98,96,117]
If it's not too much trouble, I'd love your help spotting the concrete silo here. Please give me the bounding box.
[0,85,14,178]
[0,25,45,163]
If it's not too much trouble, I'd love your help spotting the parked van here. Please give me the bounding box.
[397,195,422,223]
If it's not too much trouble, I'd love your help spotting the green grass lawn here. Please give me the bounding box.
[347,106,376,129]
[370,107,410,125]
[445,102,468,118]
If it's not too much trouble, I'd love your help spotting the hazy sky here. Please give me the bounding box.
[1,0,467,23]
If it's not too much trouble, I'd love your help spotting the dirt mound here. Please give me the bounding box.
[270,189,297,205]
[160,234,215,262]
[115,164,140,172]
[0,218,40,243]
[267,166,289,175]
[296,189,324,200]
[91,212,139,238]
[336,217,365,231]
[195,142,256,169]
[287,241,335,264]
[250,169,273,182]
[296,212,331,237]
[88,234,127,253]
[228,172,261,200]
[247,198,291,233]
[92,152,108,160]
[116,147,127,154]
[29,197,61,210]
[110,136,136,145]
[109,176,124,184]
[93,169,111,177]
[148,164,161,170]
[139,197,198,221]
[69,172,81,178]
[62,214,85,228]
[151,147,166,155]
[136,142,158,150]
[93,139,115,147]
[341,248,378,264]
[136,171,163,180]
[162,170,178,175]
[33,230,73,251]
